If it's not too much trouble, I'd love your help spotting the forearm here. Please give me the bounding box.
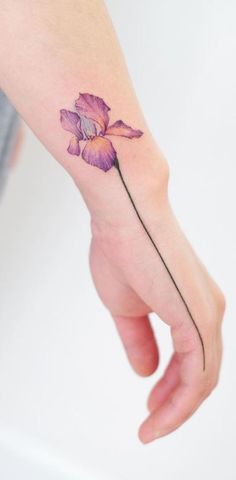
[0,0,169,227]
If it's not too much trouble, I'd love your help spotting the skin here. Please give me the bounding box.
[0,0,225,444]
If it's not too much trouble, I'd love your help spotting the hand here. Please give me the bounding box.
[89,174,225,444]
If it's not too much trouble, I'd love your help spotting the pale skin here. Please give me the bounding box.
[0,0,225,444]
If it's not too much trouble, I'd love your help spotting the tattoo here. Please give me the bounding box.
[60,92,206,371]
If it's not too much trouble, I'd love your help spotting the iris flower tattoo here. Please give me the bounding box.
[60,92,206,371]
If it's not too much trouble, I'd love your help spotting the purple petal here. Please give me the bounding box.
[67,135,81,156]
[105,120,143,138]
[81,136,116,172]
[60,109,83,138]
[75,93,110,135]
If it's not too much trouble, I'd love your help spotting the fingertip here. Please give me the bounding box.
[138,419,161,444]
[132,352,159,377]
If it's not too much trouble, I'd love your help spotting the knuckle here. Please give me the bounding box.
[204,291,226,332]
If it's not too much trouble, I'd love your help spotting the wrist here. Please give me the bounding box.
[68,134,170,235]
[90,154,170,239]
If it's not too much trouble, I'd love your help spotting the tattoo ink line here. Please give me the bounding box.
[60,92,205,371]
[114,157,206,372]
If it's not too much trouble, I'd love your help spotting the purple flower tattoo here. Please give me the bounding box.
[60,92,143,172]
[60,93,206,371]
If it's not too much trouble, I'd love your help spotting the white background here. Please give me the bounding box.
[0,0,235,478]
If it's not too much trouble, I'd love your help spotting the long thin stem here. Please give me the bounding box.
[114,157,206,371]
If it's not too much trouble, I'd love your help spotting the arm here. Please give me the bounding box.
[0,0,225,443]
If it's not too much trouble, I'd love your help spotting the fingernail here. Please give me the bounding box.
[138,426,162,444]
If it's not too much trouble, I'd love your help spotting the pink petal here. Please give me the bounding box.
[105,120,143,138]
[82,136,116,172]
[75,93,110,135]
[67,135,81,156]
[60,109,83,138]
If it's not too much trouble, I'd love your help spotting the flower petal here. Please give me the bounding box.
[82,136,116,172]
[75,93,110,134]
[67,135,81,156]
[80,116,97,139]
[60,109,83,138]
[105,120,143,138]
